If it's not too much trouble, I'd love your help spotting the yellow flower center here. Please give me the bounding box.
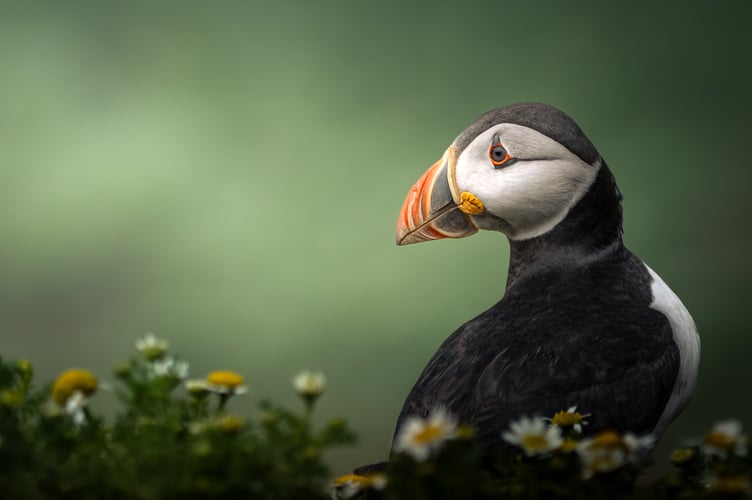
[589,431,625,450]
[704,431,737,450]
[215,415,244,433]
[292,371,326,397]
[589,454,621,473]
[670,448,696,465]
[413,423,445,445]
[710,476,750,494]
[521,434,549,452]
[51,369,98,405]
[560,438,579,452]
[551,410,583,427]
[206,370,244,388]
[331,473,385,491]
[332,474,368,487]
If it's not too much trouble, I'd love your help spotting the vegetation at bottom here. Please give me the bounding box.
[0,334,353,499]
[0,334,749,499]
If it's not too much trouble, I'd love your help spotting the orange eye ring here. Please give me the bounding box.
[489,136,512,168]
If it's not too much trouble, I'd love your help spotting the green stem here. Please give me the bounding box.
[217,393,230,413]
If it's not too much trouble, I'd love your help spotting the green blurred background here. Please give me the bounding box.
[1,1,750,475]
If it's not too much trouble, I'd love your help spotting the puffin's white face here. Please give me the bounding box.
[452,123,600,240]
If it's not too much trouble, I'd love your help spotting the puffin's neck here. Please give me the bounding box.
[506,161,625,291]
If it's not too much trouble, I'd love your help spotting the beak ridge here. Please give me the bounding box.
[396,146,478,245]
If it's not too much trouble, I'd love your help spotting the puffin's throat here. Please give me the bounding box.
[506,161,624,290]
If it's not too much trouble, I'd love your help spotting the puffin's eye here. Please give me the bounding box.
[489,136,512,168]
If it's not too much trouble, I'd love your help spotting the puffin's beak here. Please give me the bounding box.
[396,146,478,245]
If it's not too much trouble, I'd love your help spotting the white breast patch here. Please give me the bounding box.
[645,264,701,437]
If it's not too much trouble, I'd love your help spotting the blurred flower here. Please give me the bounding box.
[135,333,169,360]
[623,433,655,453]
[65,391,89,426]
[706,474,751,495]
[394,408,458,461]
[215,415,244,433]
[577,431,653,478]
[189,415,244,434]
[192,439,212,457]
[546,406,590,434]
[292,370,326,400]
[185,379,211,397]
[303,445,319,460]
[331,473,386,499]
[577,431,627,477]
[51,369,98,406]
[206,370,248,395]
[502,416,563,457]
[670,447,698,467]
[1,390,24,408]
[560,437,580,453]
[113,363,132,379]
[16,359,33,379]
[261,410,279,426]
[148,358,189,380]
[188,420,209,435]
[703,419,747,458]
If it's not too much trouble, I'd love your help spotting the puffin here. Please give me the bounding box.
[391,103,700,457]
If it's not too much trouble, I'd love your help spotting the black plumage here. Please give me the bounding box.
[392,104,683,456]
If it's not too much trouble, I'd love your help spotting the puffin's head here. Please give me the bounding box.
[397,103,605,245]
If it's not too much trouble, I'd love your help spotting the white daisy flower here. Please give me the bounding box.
[702,419,747,458]
[135,333,169,360]
[172,360,190,379]
[502,415,564,457]
[546,405,591,434]
[148,357,189,380]
[577,430,653,478]
[292,370,326,399]
[185,378,211,396]
[64,390,89,427]
[330,473,386,499]
[393,408,458,461]
[623,432,655,455]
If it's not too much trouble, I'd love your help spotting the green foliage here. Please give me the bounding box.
[338,411,751,500]
[2,339,751,499]
[0,338,355,500]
